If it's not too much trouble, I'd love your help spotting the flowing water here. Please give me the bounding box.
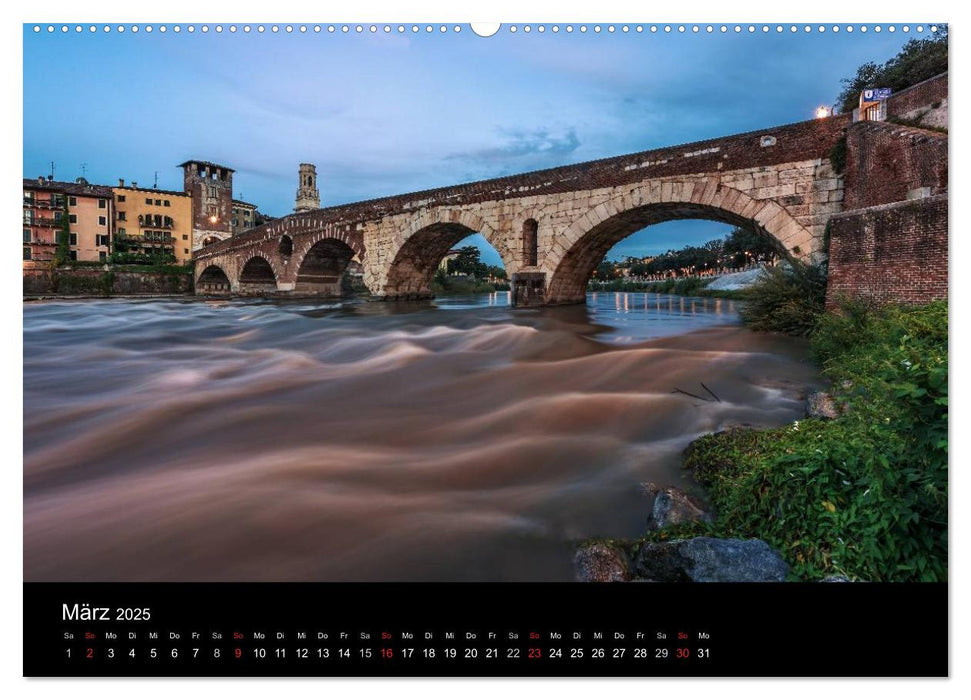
[23,292,820,582]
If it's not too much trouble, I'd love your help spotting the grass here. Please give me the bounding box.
[646,300,947,582]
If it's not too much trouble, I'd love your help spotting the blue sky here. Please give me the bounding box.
[23,24,917,265]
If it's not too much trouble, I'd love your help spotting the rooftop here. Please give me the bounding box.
[23,177,114,198]
[115,183,189,198]
[178,160,235,173]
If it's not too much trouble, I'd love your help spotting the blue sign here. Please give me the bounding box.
[863,88,893,101]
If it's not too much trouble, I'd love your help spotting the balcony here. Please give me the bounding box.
[137,217,175,229]
[23,198,63,210]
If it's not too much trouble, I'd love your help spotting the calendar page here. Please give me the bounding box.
[21,13,949,679]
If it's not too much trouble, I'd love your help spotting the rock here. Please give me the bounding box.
[806,391,840,420]
[631,541,693,582]
[574,543,631,582]
[820,574,852,583]
[632,537,789,582]
[641,482,714,531]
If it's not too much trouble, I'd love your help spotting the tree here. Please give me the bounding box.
[446,246,488,278]
[593,258,619,281]
[836,28,948,114]
[723,227,780,267]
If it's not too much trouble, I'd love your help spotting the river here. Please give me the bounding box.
[23,292,820,581]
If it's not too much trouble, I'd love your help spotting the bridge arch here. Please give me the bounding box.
[237,255,279,294]
[196,264,232,295]
[293,236,359,295]
[543,179,815,304]
[381,210,513,299]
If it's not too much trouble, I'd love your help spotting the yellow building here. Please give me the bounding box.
[112,180,194,264]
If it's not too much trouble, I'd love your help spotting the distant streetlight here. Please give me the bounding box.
[815,106,832,119]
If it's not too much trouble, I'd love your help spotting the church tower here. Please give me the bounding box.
[295,163,320,212]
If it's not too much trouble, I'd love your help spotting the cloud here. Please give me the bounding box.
[445,127,581,169]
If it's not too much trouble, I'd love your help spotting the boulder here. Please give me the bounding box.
[806,391,840,420]
[632,537,789,582]
[641,482,714,530]
[574,542,631,582]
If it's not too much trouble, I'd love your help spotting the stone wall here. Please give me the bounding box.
[843,121,947,210]
[195,115,850,300]
[886,73,948,129]
[825,195,947,308]
[23,266,193,297]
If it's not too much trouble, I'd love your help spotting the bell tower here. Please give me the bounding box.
[295,163,320,213]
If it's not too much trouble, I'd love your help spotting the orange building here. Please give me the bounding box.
[113,180,194,263]
[23,177,113,263]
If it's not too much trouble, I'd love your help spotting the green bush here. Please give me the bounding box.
[829,135,848,175]
[675,301,947,581]
[739,263,827,336]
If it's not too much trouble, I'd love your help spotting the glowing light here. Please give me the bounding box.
[815,106,831,119]
[209,215,219,224]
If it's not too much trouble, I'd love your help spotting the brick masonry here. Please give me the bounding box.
[842,120,947,210]
[886,73,949,130]
[825,195,947,308]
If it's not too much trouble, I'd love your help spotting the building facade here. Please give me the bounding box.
[113,180,194,263]
[179,160,235,251]
[232,200,258,236]
[23,177,113,263]
[294,163,320,212]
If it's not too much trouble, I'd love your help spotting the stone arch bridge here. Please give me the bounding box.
[194,115,851,306]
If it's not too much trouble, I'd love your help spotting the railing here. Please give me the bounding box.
[138,219,174,229]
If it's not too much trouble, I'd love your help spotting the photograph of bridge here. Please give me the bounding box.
[23,23,947,586]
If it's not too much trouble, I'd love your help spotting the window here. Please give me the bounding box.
[96,235,109,247]
[23,191,33,202]
[155,199,161,206]
[55,212,64,222]
[182,234,188,241]
[23,229,30,243]
[184,248,189,255]
[23,247,31,260]
[68,196,77,206]
[163,200,170,207]
[99,216,107,226]
[117,194,126,203]
[99,252,107,262]
[69,233,77,246]
[522,219,539,266]
[69,251,77,261]
[118,211,127,221]
[146,198,153,205]
[98,199,106,209]
[119,227,127,235]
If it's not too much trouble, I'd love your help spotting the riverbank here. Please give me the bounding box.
[579,300,948,582]
[23,263,193,296]
[588,276,749,299]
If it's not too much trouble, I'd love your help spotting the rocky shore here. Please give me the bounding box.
[575,390,845,583]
